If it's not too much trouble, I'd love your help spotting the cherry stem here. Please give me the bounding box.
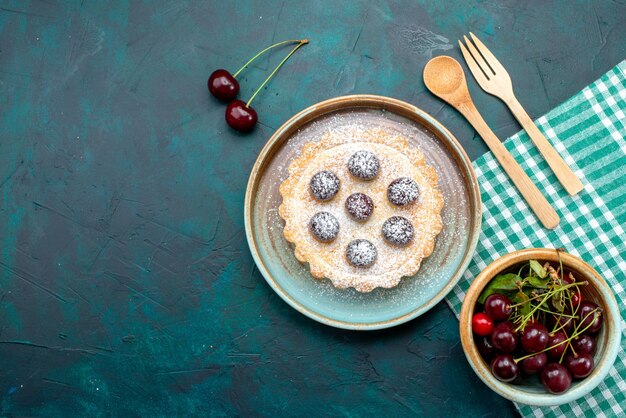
[232,39,303,78]
[559,308,599,363]
[513,281,586,332]
[559,335,572,363]
[557,248,564,282]
[245,39,308,108]
[514,309,599,363]
[536,306,577,318]
[510,282,585,308]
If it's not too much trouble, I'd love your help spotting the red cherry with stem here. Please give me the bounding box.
[491,354,520,383]
[208,69,239,101]
[521,352,548,375]
[521,322,550,353]
[472,312,494,336]
[564,273,583,308]
[565,353,594,379]
[547,330,568,359]
[226,39,308,132]
[548,331,567,356]
[208,39,302,101]
[572,334,596,355]
[225,100,258,132]
[484,294,512,321]
[571,290,583,307]
[577,301,603,333]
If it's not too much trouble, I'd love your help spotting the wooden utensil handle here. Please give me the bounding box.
[458,101,560,229]
[506,96,584,196]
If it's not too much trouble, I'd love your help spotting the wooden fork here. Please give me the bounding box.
[459,33,584,196]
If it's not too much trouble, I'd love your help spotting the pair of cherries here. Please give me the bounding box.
[208,39,308,132]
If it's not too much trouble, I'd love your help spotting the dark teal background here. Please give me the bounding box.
[1,1,624,416]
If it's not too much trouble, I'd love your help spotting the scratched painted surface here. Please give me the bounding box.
[1,0,624,416]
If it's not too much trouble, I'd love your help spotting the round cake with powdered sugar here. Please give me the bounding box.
[278,127,444,293]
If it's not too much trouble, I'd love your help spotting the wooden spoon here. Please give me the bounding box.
[423,56,559,230]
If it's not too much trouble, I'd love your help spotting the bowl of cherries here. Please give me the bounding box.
[459,248,621,406]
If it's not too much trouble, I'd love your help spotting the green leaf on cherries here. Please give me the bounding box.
[512,290,531,317]
[529,259,547,278]
[478,273,521,304]
[526,275,550,289]
[552,291,565,312]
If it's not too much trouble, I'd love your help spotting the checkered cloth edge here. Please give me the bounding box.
[444,61,626,418]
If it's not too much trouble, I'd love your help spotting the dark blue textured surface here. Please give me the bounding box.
[1,0,624,416]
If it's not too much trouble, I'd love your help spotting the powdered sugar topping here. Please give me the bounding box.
[345,192,374,221]
[310,170,340,201]
[309,212,340,242]
[387,177,420,206]
[348,150,380,180]
[382,216,414,246]
[346,239,377,267]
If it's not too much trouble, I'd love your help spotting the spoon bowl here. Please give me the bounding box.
[423,56,467,100]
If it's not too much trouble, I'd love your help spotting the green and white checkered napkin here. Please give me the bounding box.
[445,61,626,417]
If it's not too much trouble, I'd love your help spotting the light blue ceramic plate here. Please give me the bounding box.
[244,95,481,330]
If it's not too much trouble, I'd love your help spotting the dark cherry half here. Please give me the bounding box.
[477,336,496,362]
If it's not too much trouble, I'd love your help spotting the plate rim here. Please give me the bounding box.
[244,94,482,330]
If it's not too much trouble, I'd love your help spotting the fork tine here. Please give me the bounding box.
[462,35,494,76]
[458,40,490,87]
[469,32,506,74]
